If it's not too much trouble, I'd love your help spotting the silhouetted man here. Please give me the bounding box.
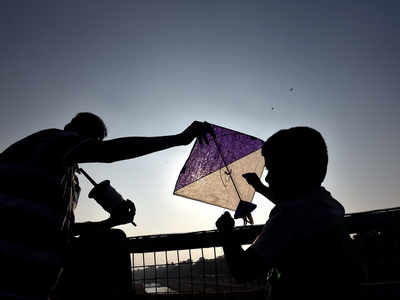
[0,112,213,300]
[216,127,363,300]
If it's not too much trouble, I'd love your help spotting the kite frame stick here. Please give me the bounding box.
[211,134,254,225]
[210,135,243,203]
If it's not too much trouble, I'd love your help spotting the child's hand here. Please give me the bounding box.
[216,212,235,232]
[242,173,262,189]
[243,173,276,202]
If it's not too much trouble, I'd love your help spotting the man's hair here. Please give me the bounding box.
[262,127,328,185]
[64,112,108,141]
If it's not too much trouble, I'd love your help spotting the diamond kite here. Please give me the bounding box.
[174,124,265,219]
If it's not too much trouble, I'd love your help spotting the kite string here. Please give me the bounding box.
[211,135,243,203]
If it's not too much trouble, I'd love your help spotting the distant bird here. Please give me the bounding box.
[289,87,295,92]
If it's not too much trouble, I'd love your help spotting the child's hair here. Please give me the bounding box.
[262,127,328,185]
[64,112,108,141]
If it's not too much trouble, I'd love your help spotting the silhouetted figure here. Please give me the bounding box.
[53,228,133,300]
[216,127,364,300]
[0,112,213,299]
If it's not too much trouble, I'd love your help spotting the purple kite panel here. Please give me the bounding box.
[174,124,264,191]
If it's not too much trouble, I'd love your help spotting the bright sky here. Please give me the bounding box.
[1,0,399,238]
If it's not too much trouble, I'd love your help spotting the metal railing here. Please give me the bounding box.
[128,227,268,296]
[127,207,400,297]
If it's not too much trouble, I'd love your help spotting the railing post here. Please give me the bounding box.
[189,249,193,294]
[201,247,206,294]
[165,250,169,294]
[177,250,181,293]
[214,246,218,293]
[153,251,157,294]
[131,253,135,293]
[142,252,146,292]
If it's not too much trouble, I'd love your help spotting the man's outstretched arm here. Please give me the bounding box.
[65,121,215,164]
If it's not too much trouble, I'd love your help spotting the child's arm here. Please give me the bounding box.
[242,173,278,205]
[216,212,269,282]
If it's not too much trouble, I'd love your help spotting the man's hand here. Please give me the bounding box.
[178,121,215,145]
[110,199,136,227]
[72,200,136,235]
[216,211,235,233]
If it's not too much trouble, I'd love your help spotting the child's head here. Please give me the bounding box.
[262,127,328,200]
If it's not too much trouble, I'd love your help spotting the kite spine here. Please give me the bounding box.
[211,135,243,203]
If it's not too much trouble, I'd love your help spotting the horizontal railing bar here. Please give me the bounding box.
[128,227,260,253]
[128,207,400,253]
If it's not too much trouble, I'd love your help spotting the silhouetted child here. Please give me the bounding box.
[217,127,364,300]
